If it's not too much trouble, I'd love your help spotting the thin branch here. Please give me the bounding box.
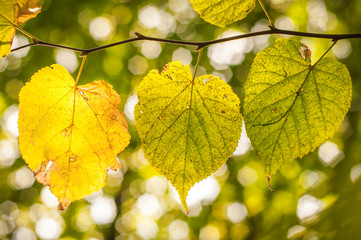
[81,37,140,56]
[135,32,203,48]
[81,32,203,55]
[9,28,361,55]
[196,29,361,49]
[11,40,84,53]
[35,41,84,53]
[11,42,37,52]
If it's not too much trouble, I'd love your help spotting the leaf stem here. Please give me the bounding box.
[258,0,275,29]
[0,14,39,42]
[192,48,203,82]
[15,26,40,42]
[312,40,338,67]
[75,55,87,86]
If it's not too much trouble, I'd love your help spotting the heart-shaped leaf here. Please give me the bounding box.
[135,61,242,213]
[244,38,352,176]
[18,64,130,209]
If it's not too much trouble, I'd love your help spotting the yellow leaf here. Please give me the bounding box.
[189,0,256,27]
[18,64,130,210]
[134,62,242,213]
[0,0,41,57]
[15,0,42,25]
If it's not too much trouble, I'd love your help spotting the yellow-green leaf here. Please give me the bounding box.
[18,64,130,210]
[189,0,256,27]
[134,61,242,213]
[243,38,352,176]
[0,0,41,57]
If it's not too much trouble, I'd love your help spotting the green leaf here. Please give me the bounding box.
[189,0,256,27]
[134,61,242,213]
[243,38,352,176]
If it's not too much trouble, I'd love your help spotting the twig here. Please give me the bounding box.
[10,29,361,55]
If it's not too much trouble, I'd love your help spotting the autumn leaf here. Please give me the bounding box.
[0,0,41,57]
[18,64,130,210]
[14,0,42,25]
[189,0,255,27]
[243,38,352,176]
[134,61,242,213]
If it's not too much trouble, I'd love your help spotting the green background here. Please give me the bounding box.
[1,0,361,239]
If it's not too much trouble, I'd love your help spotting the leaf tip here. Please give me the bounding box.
[58,199,70,211]
[266,175,275,192]
[180,197,189,215]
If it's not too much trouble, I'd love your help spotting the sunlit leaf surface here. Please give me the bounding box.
[135,61,242,213]
[0,0,41,57]
[189,0,255,27]
[244,38,352,176]
[18,64,130,209]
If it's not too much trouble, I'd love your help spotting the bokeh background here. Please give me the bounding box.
[1,0,361,239]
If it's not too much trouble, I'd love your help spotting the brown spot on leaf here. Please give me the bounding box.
[62,126,72,138]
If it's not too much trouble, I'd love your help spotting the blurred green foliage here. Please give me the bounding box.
[1,0,361,239]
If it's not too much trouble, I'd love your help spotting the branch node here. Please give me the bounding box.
[79,52,88,57]
[268,25,277,31]
[135,32,143,38]
[196,45,203,51]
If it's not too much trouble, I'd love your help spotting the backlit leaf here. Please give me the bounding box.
[18,64,130,210]
[243,38,352,176]
[134,61,242,213]
[189,0,256,27]
[0,0,41,57]
[14,0,42,25]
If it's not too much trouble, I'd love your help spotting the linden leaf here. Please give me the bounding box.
[0,0,41,57]
[18,64,130,210]
[243,38,352,176]
[14,0,42,25]
[189,0,256,27]
[134,61,242,213]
